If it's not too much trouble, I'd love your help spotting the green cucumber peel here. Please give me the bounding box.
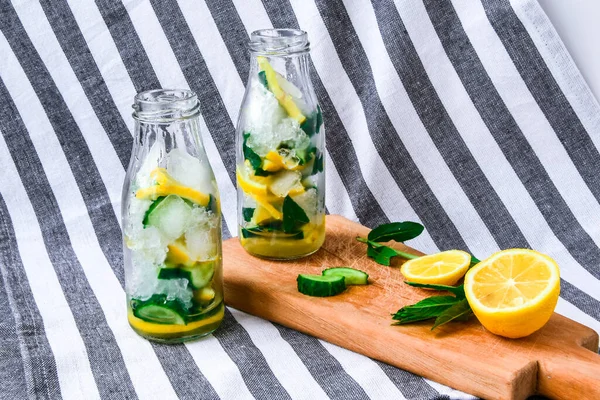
[322,267,368,285]
[142,196,166,227]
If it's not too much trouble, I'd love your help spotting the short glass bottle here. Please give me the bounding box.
[236,29,325,260]
[122,89,224,343]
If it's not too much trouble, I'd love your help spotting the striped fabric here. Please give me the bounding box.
[0,0,598,398]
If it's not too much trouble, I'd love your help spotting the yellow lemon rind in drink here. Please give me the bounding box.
[136,168,210,207]
[128,304,224,337]
[400,249,471,286]
[257,56,306,124]
[464,248,560,339]
[240,221,325,259]
[262,150,302,172]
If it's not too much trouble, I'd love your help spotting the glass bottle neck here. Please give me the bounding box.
[248,29,310,56]
[133,89,200,123]
[132,89,205,154]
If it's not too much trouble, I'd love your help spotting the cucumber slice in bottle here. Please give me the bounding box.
[297,274,346,297]
[157,267,191,281]
[145,194,192,240]
[158,262,214,289]
[131,295,187,325]
[142,196,166,226]
[184,261,215,289]
[322,267,369,285]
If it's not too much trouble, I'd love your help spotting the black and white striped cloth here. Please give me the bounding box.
[0,0,598,398]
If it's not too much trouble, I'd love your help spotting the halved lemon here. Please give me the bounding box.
[464,248,560,338]
[400,250,471,286]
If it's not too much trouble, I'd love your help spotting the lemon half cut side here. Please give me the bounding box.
[464,248,560,339]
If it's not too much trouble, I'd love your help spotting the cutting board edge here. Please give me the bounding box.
[223,215,600,399]
[224,278,539,400]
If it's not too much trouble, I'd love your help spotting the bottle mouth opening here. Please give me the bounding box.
[248,29,309,55]
[132,89,201,122]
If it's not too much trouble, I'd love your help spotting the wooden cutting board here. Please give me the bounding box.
[222,215,600,399]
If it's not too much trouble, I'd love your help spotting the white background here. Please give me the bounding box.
[539,0,600,102]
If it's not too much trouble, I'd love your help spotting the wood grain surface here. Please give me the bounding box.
[223,215,600,399]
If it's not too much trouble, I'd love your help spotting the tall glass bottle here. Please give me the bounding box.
[122,89,224,342]
[236,29,325,260]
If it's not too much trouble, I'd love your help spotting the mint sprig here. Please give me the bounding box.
[356,222,424,265]
[357,221,481,330]
[392,295,461,324]
[394,282,474,330]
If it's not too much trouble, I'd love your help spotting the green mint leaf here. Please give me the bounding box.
[316,105,323,134]
[243,133,263,172]
[312,152,324,175]
[296,145,316,166]
[358,237,419,266]
[368,221,424,243]
[470,255,480,267]
[240,228,260,239]
[392,296,460,323]
[242,207,255,222]
[404,282,466,299]
[258,71,268,87]
[392,314,436,325]
[254,168,272,177]
[207,194,219,214]
[300,106,323,137]
[282,195,310,233]
[367,244,399,266]
[431,299,473,330]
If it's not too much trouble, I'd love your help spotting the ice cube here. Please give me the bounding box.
[128,254,193,309]
[186,226,218,261]
[189,206,218,230]
[244,81,287,152]
[167,148,213,195]
[270,170,303,198]
[146,195,192,242]
[136,141,164,188]
[126,225,168,265]
[275,72,303,99]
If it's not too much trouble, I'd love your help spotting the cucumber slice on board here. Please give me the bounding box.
[297,274,346,297]
[322,267,369,285]
[131,295,187,325]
